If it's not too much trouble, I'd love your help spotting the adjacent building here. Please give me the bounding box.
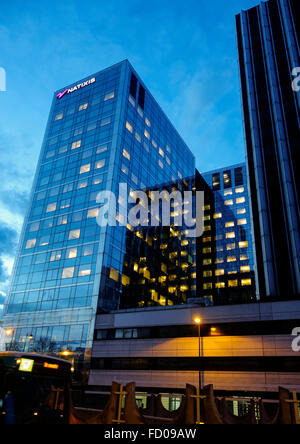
[199,164,256,306]
[0,61,195,374]
[236,0,300,300]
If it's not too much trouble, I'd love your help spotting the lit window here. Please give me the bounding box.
[237,208,246,215]
[158,160,164,169]
[224,190,233,196]
[87,208,99,219]
[214,213,222,219]
[226,232,236,239]
[129,96,135,107]
[215,258,224,264]
[203,283,213,290]
[227,243,236,251]
[50,251,62,262]
[202,237,211,243]
[241,266,251,273]
[203,270,213,277]
[203,247,212,254]
[135,132,142,143]
[123,148,131,161]
[225,200,234,206]
[159,148,165,158]
[78,267,91,277]
[216,282,226,289]
[80,164,91,174]
[236,187,245,194]
[203,225,211,232]
[144,129,150,140]
[55,113,63,121]
[145,118,151,127]
[72,140,81,150]
[60,199,71,209]
[79,103,88,111]
[203,259,212,266]
[69,229,80,240]
[225,222,235,228]
[227,256,237,263]
[240,255,249,261]
[57,215,68,226]
[204,215,211,221]
[238,219,247,226]
[26,239,36,249]
[104,91,115,101]
[62,267,74,279]
[236,197,246,204]
[78,180,88,189]
[126,121,133,133]
[215,269,225,276]
[66,248,78,259]
[241,279,252,286]
[95,160,106,170]
[239,241,249,249]
[228,280,238,288]
[109,268,119,282]
[46,203,57,213]
[122,275,130,286]
[152,140,158,148]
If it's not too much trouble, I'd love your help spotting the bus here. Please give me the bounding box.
[0,352,72,424]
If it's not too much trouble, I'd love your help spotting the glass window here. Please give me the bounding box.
[236,187,245,194]
[50,250,62,262]
[78,266,91,277]
[228,280,238,288]
[29,222,40,232]
[46,202,57,213]
[239,241,249,249]
[225,222,235,228]
[226,232,236,239]
[241,279,252,286]
[104,91,115,101]
[241,266,251,273]
[83,245,94,256]
[79,103,88,111]
[66,248,78,259]
[225,200,234,206]
[87,208,99,219]
[69,229,81,240]
[55,113,63,121]
[223,170,232,189]
[80,164,91,174]
[72,140,82,150]
[126,121,133,133]
[212,173,221,191]
[25,239,36,249]
[62,267,74,279]
[95,160,106,170]
[110,268,119,282]
[123,148,131,161]
[238,219,247,226]
[39,236,50,247]
[236,197,246,204]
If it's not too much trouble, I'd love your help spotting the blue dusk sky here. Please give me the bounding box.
[0,0,261,308]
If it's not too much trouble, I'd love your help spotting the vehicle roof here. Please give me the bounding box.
[0,351,71,366]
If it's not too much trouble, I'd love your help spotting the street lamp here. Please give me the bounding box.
[194,317,202,392]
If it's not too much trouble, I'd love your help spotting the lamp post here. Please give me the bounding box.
[194,317,202,391]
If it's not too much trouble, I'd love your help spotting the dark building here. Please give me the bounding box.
[236,0,300,300]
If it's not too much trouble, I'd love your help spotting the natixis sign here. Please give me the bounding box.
[56,77,96,99]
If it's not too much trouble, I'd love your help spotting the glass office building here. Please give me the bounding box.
[236,0,300,300]
[0,60,195,373]
[199,164,256,306]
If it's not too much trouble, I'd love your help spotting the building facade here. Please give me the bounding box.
[90,300,300,397]
[199,164,256,306]
[236,0,300,300]
[0,61,195,375]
